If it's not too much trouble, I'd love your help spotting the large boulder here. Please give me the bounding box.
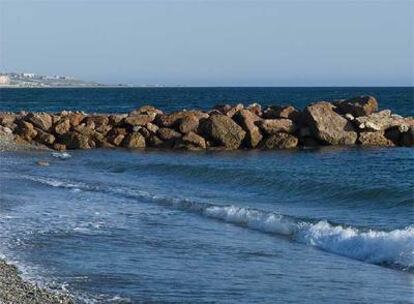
[358,131,395,146]
[256,118,296,135]
[177,115,199,134]
[199,114,246,149]
[26,113,53,131]
[67,112,85,127]
[335,96,378,117]
[84,115,109,128]
[61,132,94,149]
[124,114,155,127]
[304,102,357,145]
[15,121,37,141]
[354,110,414,132]
[129,105,163,116]
[122,132,146,148]
[109,114,128,126]
[0,113,16,129]
[54,118,71,135]
[263,105,301,122]
[155,111,208,128]
[106,128,128,146]
[157,128,182,141]
[401,127,414,147]
[34,129,56,146]
[175,132,207,150]
[261,133,298,149]
[233,109,263,148]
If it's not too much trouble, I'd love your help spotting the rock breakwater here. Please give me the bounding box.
[0,96,413,151]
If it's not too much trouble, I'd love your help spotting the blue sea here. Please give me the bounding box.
[0,87,413,303]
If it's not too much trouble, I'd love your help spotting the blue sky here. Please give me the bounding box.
[1,0,413,86]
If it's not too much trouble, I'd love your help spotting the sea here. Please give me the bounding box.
[0,87,413,303]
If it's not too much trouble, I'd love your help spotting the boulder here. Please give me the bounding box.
[61,132,93,149]
[73,123,95,136]
[304,102,357,145]
[107,128,128,146]
[355,110,414,132]
[67,112,85,127]
[145,122,159,134]
[129,105,163,116]
[177,115,199,134]
[263,105,301,121]
[256,119,296,135]
[155,111,208,128]
[35,129,56,145]
[225,104,244,118]
[109,114,127,126]
[335,96,378,117]
[148,134,164,147]
[84,115,109,128]
[246,103,262,116]
[122,132,146,148]
[261,133,298,149]
[124,114,155,127]
[0,113,16,128]
[157,128,182,141]
[53,143,67,151]
[175,132,207,150]
[199,114,246,149]
[26,113,53,131]
[233,109,263,148]
[54,118,71,135]
[358,131,395,146]
[15,121,37,141]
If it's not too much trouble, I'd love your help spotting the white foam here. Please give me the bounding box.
[51,152,72,160]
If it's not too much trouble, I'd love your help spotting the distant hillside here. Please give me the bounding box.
[0,72,107,88]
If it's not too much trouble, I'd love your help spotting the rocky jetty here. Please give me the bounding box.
[0,96,413,151]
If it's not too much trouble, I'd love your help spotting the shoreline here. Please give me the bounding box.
[0,259,73,304]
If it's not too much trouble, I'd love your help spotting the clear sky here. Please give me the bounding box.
[0,0,413,86]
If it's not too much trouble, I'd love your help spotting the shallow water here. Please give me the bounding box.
[1,147,413,303]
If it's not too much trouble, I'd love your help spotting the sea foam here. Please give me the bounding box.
[22,174,414,271]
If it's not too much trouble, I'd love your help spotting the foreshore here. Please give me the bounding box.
[0,259,73,304]
[0,96,413,152]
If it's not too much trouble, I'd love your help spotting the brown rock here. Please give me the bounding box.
[263,105,301,122]
[335,96,378,117]
[107,128,128,146]
[178,115,199,134]
[199,114,246,149]
[148,135,164,147]
[304,102,357,145]
[16,121,38,141]
[226,104,244,118]
[0,113,16,128]
[355,110,414,132]
[233,109,263,148]
[246,103,262,116]
[156,111,208,128]
[53,143,67,151]
[54,118,71,135]
[261,133,298,149]
[129,105,163,116]
[175,132,207,150]
[122,132,146,148]
[358,131,395,146]
[157,128,182,141]
[125,114,155,126]
[109,114,127,126]
[35,129,56,145]
[67,113,85,127]
[61,132,93,149]
[26,113,53,131]
[84,115,109,128]
[73,123,95,136]
[145,122,159,134]
[256,119,296,135]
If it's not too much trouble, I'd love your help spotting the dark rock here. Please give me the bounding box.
[157,128,182,141]
[199,114,246,149]
[61,132,93,149]
[35,129,56,145]
[178,115,199,134]
[401,127,414,146]
[335,96,378,117]
[261,133,298,149]
[53,143,67,151]
[109,114,127,126]
[26,113,53,131]
[175,132,207,150]
[263,105,301,121]
[304,102,357,145]
[122,132,146,148]
[233,109,263,148]
[15,121,37,141]
[106,128,128,146]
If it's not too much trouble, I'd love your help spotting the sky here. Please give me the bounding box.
[0,0,413,86]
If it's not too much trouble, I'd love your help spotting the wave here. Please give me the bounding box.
[20,175,414,272]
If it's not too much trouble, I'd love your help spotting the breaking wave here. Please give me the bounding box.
[22,175,414,272]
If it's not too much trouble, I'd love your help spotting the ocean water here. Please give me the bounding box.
[0,88,413,303]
